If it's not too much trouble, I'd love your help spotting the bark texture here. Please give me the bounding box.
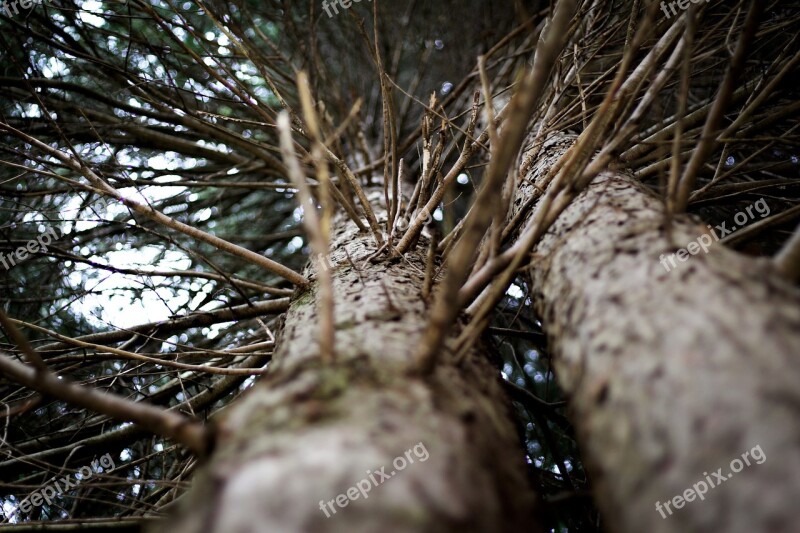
[516,134,800,533]
[163,192,540,533]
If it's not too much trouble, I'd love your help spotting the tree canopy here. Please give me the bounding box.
[1,0,798,531]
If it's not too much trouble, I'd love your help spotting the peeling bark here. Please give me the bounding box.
[163,193,540,533]
[517,134,800,533]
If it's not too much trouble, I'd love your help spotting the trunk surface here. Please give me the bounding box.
[163,193,540,533]
[517,133,800,533]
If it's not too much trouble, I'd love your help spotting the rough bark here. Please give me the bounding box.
[516,133,800,533]
[162,192,540,533]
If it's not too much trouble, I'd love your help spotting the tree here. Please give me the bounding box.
[1,1,798,532]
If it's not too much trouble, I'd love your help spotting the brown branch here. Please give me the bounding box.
[0,322,211,458]
[0,123,310,288]
[36,299,290,354]
[277,109,335,363]
[412,0,579,374]
[674,1,764,211]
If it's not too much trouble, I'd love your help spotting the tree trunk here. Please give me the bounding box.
[517,133,800,533]
[163,193,541,533]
